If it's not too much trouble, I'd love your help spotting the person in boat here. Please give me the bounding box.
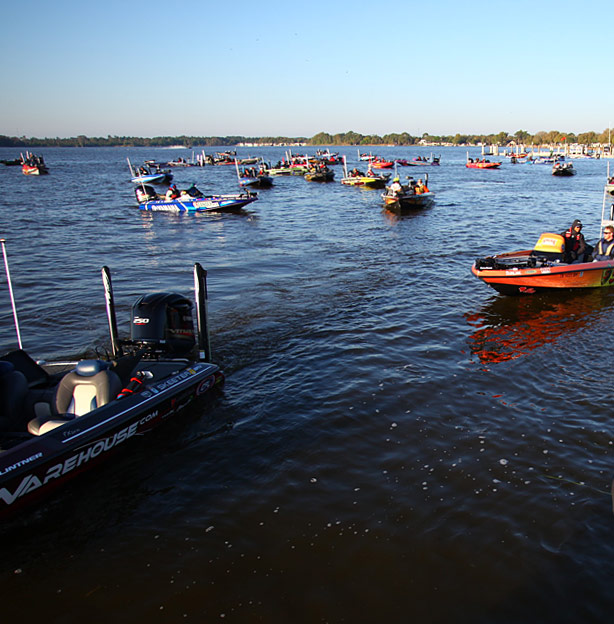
[590,225,614,261]
[184,184,203,198]
[166,184,179,201]
[388,177,403,196]
[415,179,429,194]
[561,219,588,263]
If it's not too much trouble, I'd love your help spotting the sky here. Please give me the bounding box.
[1,0,612,139]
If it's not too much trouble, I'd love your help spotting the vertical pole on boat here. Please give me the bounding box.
[127,157,135,178]
[604,161,612,232]
[234,158,242,191]
[101,266,121,358]
[193,262,211,362]
[342,155,348,179]
[0,239,23,350]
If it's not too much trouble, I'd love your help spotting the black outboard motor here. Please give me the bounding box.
[129,293,196,358]
[135,185,157,203]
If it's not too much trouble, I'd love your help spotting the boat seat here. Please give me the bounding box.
[0,349,50,388]
[27,360,121,436]
[0,360,29,432]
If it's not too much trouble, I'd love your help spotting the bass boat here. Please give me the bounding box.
[341,157,390,189]
[128,158,173,185]
[304,166,335,182]
[382,175,434,212]
[466,158,501,169]
[552,162,576,176]
[0,249,224,518]
[409,155,441,166]
[235,160,273,188]
[472,232,614,295]
[135,185,258,213]
[370,158,394,169]
[238,172,273,188]
[21,152,48,175]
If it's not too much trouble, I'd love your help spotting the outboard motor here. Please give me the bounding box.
[128,293,196,358]
[135,185,157,203]
[530,233,565,264]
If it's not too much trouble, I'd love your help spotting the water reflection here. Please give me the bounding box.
[466,289,614,363]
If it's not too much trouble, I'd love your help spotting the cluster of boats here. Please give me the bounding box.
[129,148,439,215]
[6,146,614,518]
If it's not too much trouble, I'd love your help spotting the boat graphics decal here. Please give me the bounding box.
[141,367,198,397]
[0,452,44,477]
[61,367,206,442]
[602,268,614,286]
[0,421,139,506]
[0,369,221,510]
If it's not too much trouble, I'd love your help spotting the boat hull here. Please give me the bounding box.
[267,166,309,176]
[239,176,273,188]
[552,167,576,176]
[466,162,501,169]
[409,159,440,166]
[0,361,223,518]
[305,171,334,182]
[22,165,48,175]
[383,192,435,212]
[472,250,614,295]
[137,194,258,212]
[341,175,389,189]
[131,173,173,185]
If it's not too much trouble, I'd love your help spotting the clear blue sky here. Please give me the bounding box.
[1,0,611,138]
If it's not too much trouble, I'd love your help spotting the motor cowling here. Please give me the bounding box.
[531,232,565,263]
[129,293,195,357]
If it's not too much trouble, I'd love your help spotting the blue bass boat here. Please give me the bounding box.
[135,185,258,213]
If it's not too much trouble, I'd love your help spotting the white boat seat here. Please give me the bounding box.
[28,360,121,436]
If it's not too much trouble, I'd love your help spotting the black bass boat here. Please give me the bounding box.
[0,247,224,518]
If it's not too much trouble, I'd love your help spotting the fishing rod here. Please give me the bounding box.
[0,238,23,350]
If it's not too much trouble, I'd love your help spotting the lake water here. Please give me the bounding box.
[1,145,613,623]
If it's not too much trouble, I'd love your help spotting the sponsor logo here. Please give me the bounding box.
[0,421,140,506]
[0,452,44,477]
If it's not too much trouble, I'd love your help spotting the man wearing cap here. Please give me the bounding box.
[561,219,587,263]
[388,177,403,197]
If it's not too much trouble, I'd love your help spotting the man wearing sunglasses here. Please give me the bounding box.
[590,225,614,261]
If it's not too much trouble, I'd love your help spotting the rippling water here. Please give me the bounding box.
[1,146,613,623]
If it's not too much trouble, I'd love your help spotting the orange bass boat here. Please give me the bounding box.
[370,158,394,169]
[472,233,614,295]
[466,159,501,169]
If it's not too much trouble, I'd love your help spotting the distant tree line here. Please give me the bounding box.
[0,128,612,148]
[311,129,614,146]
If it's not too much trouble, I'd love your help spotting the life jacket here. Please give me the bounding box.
[563,228,582,251]
[596,239,614,257]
